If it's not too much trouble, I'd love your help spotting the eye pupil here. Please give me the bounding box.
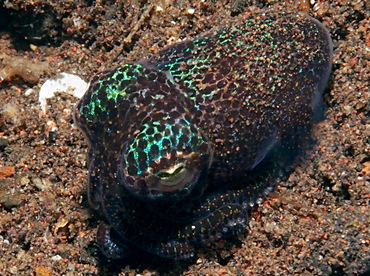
[157,172,171,178]
[157,165,184,179]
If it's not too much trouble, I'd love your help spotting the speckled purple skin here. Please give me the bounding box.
[74,10,332,259]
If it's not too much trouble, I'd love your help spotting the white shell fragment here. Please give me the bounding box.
[39,72,88,113]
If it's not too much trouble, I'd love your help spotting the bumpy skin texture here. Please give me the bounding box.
[74,10,333,259]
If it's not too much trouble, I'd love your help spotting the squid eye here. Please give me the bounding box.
[154,163,188,189]
[157,165,185,179]
[144,161,198,194]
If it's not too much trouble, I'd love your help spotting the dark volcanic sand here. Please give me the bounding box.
[0,1,369,275]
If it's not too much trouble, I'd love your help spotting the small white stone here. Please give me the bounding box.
[155,5,163,12]
[187,8,195,15]
[24,88,34,96]
[51,254,62,261]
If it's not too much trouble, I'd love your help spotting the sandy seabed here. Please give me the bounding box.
[0,0,369,275]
